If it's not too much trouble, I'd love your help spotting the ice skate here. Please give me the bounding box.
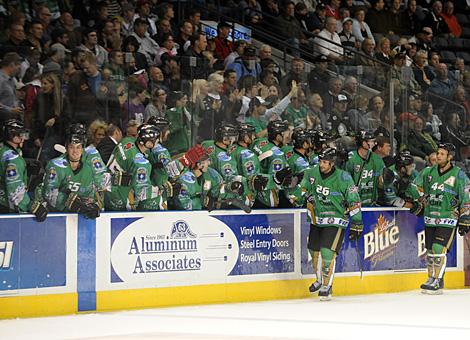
[309,281,322,293]
[318,285,332,301]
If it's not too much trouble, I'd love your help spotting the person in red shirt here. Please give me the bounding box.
[325,0,341,20]
[440,1,461,38]
[214,21,233,61]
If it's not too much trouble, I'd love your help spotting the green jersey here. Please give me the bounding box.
[43,155,97,212]
[148,143,172,187]
[106,140,164,211]
[0,144,30,212]
[301,165,363,228]
[245,116,267,134]
[175,167,224,210]
[284,105,307,128]
[413,165,470,228]
[282,145,310,207]
[83,145,111,193]
[345,150,385,206]
[380,165,418,207]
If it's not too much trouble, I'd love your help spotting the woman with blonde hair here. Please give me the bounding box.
[32,72,69,162]
[87,119,108,147]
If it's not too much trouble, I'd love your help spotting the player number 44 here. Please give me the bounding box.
[0,241,13,269]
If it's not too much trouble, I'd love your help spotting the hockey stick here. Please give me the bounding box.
[355,237,363,280]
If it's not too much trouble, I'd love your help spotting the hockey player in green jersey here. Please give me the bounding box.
[201,124,254,208]
[0,119,47,221]
[251,120,300,207]
[300,147,363,301]
[345,130,385,206]
[106,124,165,211]
[412,143,470,294]
[379,150,419,208]
[42,133,100,219]
[284,128,311,207]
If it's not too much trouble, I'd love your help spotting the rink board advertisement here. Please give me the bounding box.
[300,210,458,275]
[95,211,296,291]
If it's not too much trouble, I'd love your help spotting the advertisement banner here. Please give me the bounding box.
[301,210,457,275]
[0,216,67,291]
[98,212,295,289]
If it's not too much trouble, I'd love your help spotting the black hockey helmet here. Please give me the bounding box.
[3,119,26,141]
[318,147,337,162]
[355,130,375,147]
[215,123,239,142]
[136,124,160,146]
[311,130,331,149]
[292,128,311,149]
[66,123,87,137]
[147,116,170,132]
[267,119,289,141]
[238,123,256,140]
[438,143,456,157]
[65,133,86,146]
[395,150,414,169]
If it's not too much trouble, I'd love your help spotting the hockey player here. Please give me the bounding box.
[106,124,165,211]
[380,150,418,208]
[412,143,470,294]
[345,130,385,206]
[0,119,48,221]
[251,120,300,207]
[284,128,311,207]
[300,147,363,301]
[42,133,100,218]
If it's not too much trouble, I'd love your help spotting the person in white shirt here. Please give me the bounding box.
[315,17,344,62]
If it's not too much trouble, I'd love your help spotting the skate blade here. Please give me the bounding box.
[426,289,443,295]
[319,295,332,301]
[421,289,429,294]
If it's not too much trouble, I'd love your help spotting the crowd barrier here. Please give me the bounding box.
[0,208,466,319]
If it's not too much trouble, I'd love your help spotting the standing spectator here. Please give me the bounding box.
[24,20,45,56]
[96,123,123,164]
[351,7,374,44]
[181,32,212,80]
[37,5,53,42]
[131,18,159,66]
[175,20,193,55]
[366,0,389,34]
[122,83,147,127]
[388,0,405,35]
[214,22,233,62]
[315,17,344,62]
[79,28,109,69]
[32,73,69,162]
[440,1,461,38]
[227,45,262,82]
[187,9,202,34]
[0,52,23,122]
[145,87,168,121]
[422,1,449,37]
[402,0,421,35]
[87,119,108,148]
[224,39,246,68]
[274,1,306,57]
[166,92,191,155]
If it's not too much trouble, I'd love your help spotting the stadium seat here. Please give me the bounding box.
[456,13,469,26]
[456,51,470,63]
[440,50,457,64]
[462,27,470,38]
[447,37,465,51]
[434,36,448,50]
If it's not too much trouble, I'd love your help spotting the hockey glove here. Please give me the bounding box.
[80,202,100,219]
[229,180,244,196]
[65,193,100,219]
[382,168,395,185]
[458,217,470,236]
[152,160,164,169]
[274,167,293,187]
[111,171,132,186]
[251,175,268,192]
[163,180,182,198]
[409,200,424,216]
[31,201,48,222]
[348,222,364,241]
[204,194,216,212]
[225,198,252,214]
[458,225,470,236]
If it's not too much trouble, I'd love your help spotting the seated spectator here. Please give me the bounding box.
[25,20,45,56]
[96,123,123,164]
[224,39,247,68]
[416,27,435,55]
[131,18,159,66]
[156,2,177,36]
[280,58,306,94]
[135,0,157,36]
[120,3,136,37]
[366,0,389,34]
[440,112,468,161]
[308,54,332,95]
[258,44,282,80]
[144,87,167,121]
[122,35,149,71]
[391,52,421,96]
[154,32,177,66]
[223,69,238,94]
[347,94,370,131]
[214,22,233,62]
[341,75,359,103]
[2,21,27,57]
[239,0,263,25]
[309,2,327,34]
[420,101,442,141]
[323,77,344,114]
[295,2,319,33]
[187,9,202,34]
[440,1,461,37]
[227,45,262,82]
[429,63,458,100]
[339,17,357,57]
[401,0,421,35]
[354,38,385,88]
[375,37,393,65]
[160,53,181,91]
[446,86,470,127]
[315,17,344,62]
[273,1,306,56]
[412,50,434,92]
[366,95,386,131]
[422,1,449,37]
[79,27,108,69]
[283,88,307,128]
[326,0,341,20]
[175,20,193,55]
[405,116,438,162]
[103,50,126,82]
[388,0,405,35]
[87,119,108,148]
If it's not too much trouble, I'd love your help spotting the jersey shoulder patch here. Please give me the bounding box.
[240,149,255,159]
[296,156,309,168]
[272,146,284,156]
[181,171,196,184]
[217,151,231,161]
[85,146,99,155]
[340,170,353,181]
[134,153,149,164]
[52,157,68,168]
[2,149,18,162]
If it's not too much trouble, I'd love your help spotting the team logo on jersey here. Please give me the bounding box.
[206,146,215,155]
[286,151,293,159]
[92,157,103,169]
[246,161,254,173]
[136,168,146,182]
[348,185,359,194]
[223,163,233,175]
[48,168,57,180]
[125,143,133,150]
[217,152,231,162]
[353,165,361,173]
[273,160,282,171]
[444,176,456,187]
[259,140,268,148]
[6,165,17,178]
[309,177,315,184]
[240,149,254,159]
[427,175,433,183]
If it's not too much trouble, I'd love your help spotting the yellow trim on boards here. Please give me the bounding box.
[97,271,466,312]
[0,293,77,319]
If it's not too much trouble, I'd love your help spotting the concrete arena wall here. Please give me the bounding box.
[0,208,466,319]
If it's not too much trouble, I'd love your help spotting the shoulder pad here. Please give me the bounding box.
[181,171,196,183]
[52,157,68,168]
[240,149,255,159]
[153,144,165,152]
[217,151,231,161]
[272,146,284,156]
[2,149,18,161]
[341,170,353,181]
[85,146,99,155]
[134,153,149,164]
[207,167,222,179]
[296,157,309,168]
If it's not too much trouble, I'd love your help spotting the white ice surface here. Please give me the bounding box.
[2,289,470,340]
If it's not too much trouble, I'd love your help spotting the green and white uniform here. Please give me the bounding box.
[345,150,385,206]
[0,144,31,212]
[283,145,310,207]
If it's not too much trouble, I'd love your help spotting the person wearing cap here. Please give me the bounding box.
[135,0,157,36]
[411,143,470,294]
[0,52,23,121]
[307,55,331,96]
[131,18,159,66]
[227,44,262,82]
[339,17,357,57]
[214,21,233,61]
